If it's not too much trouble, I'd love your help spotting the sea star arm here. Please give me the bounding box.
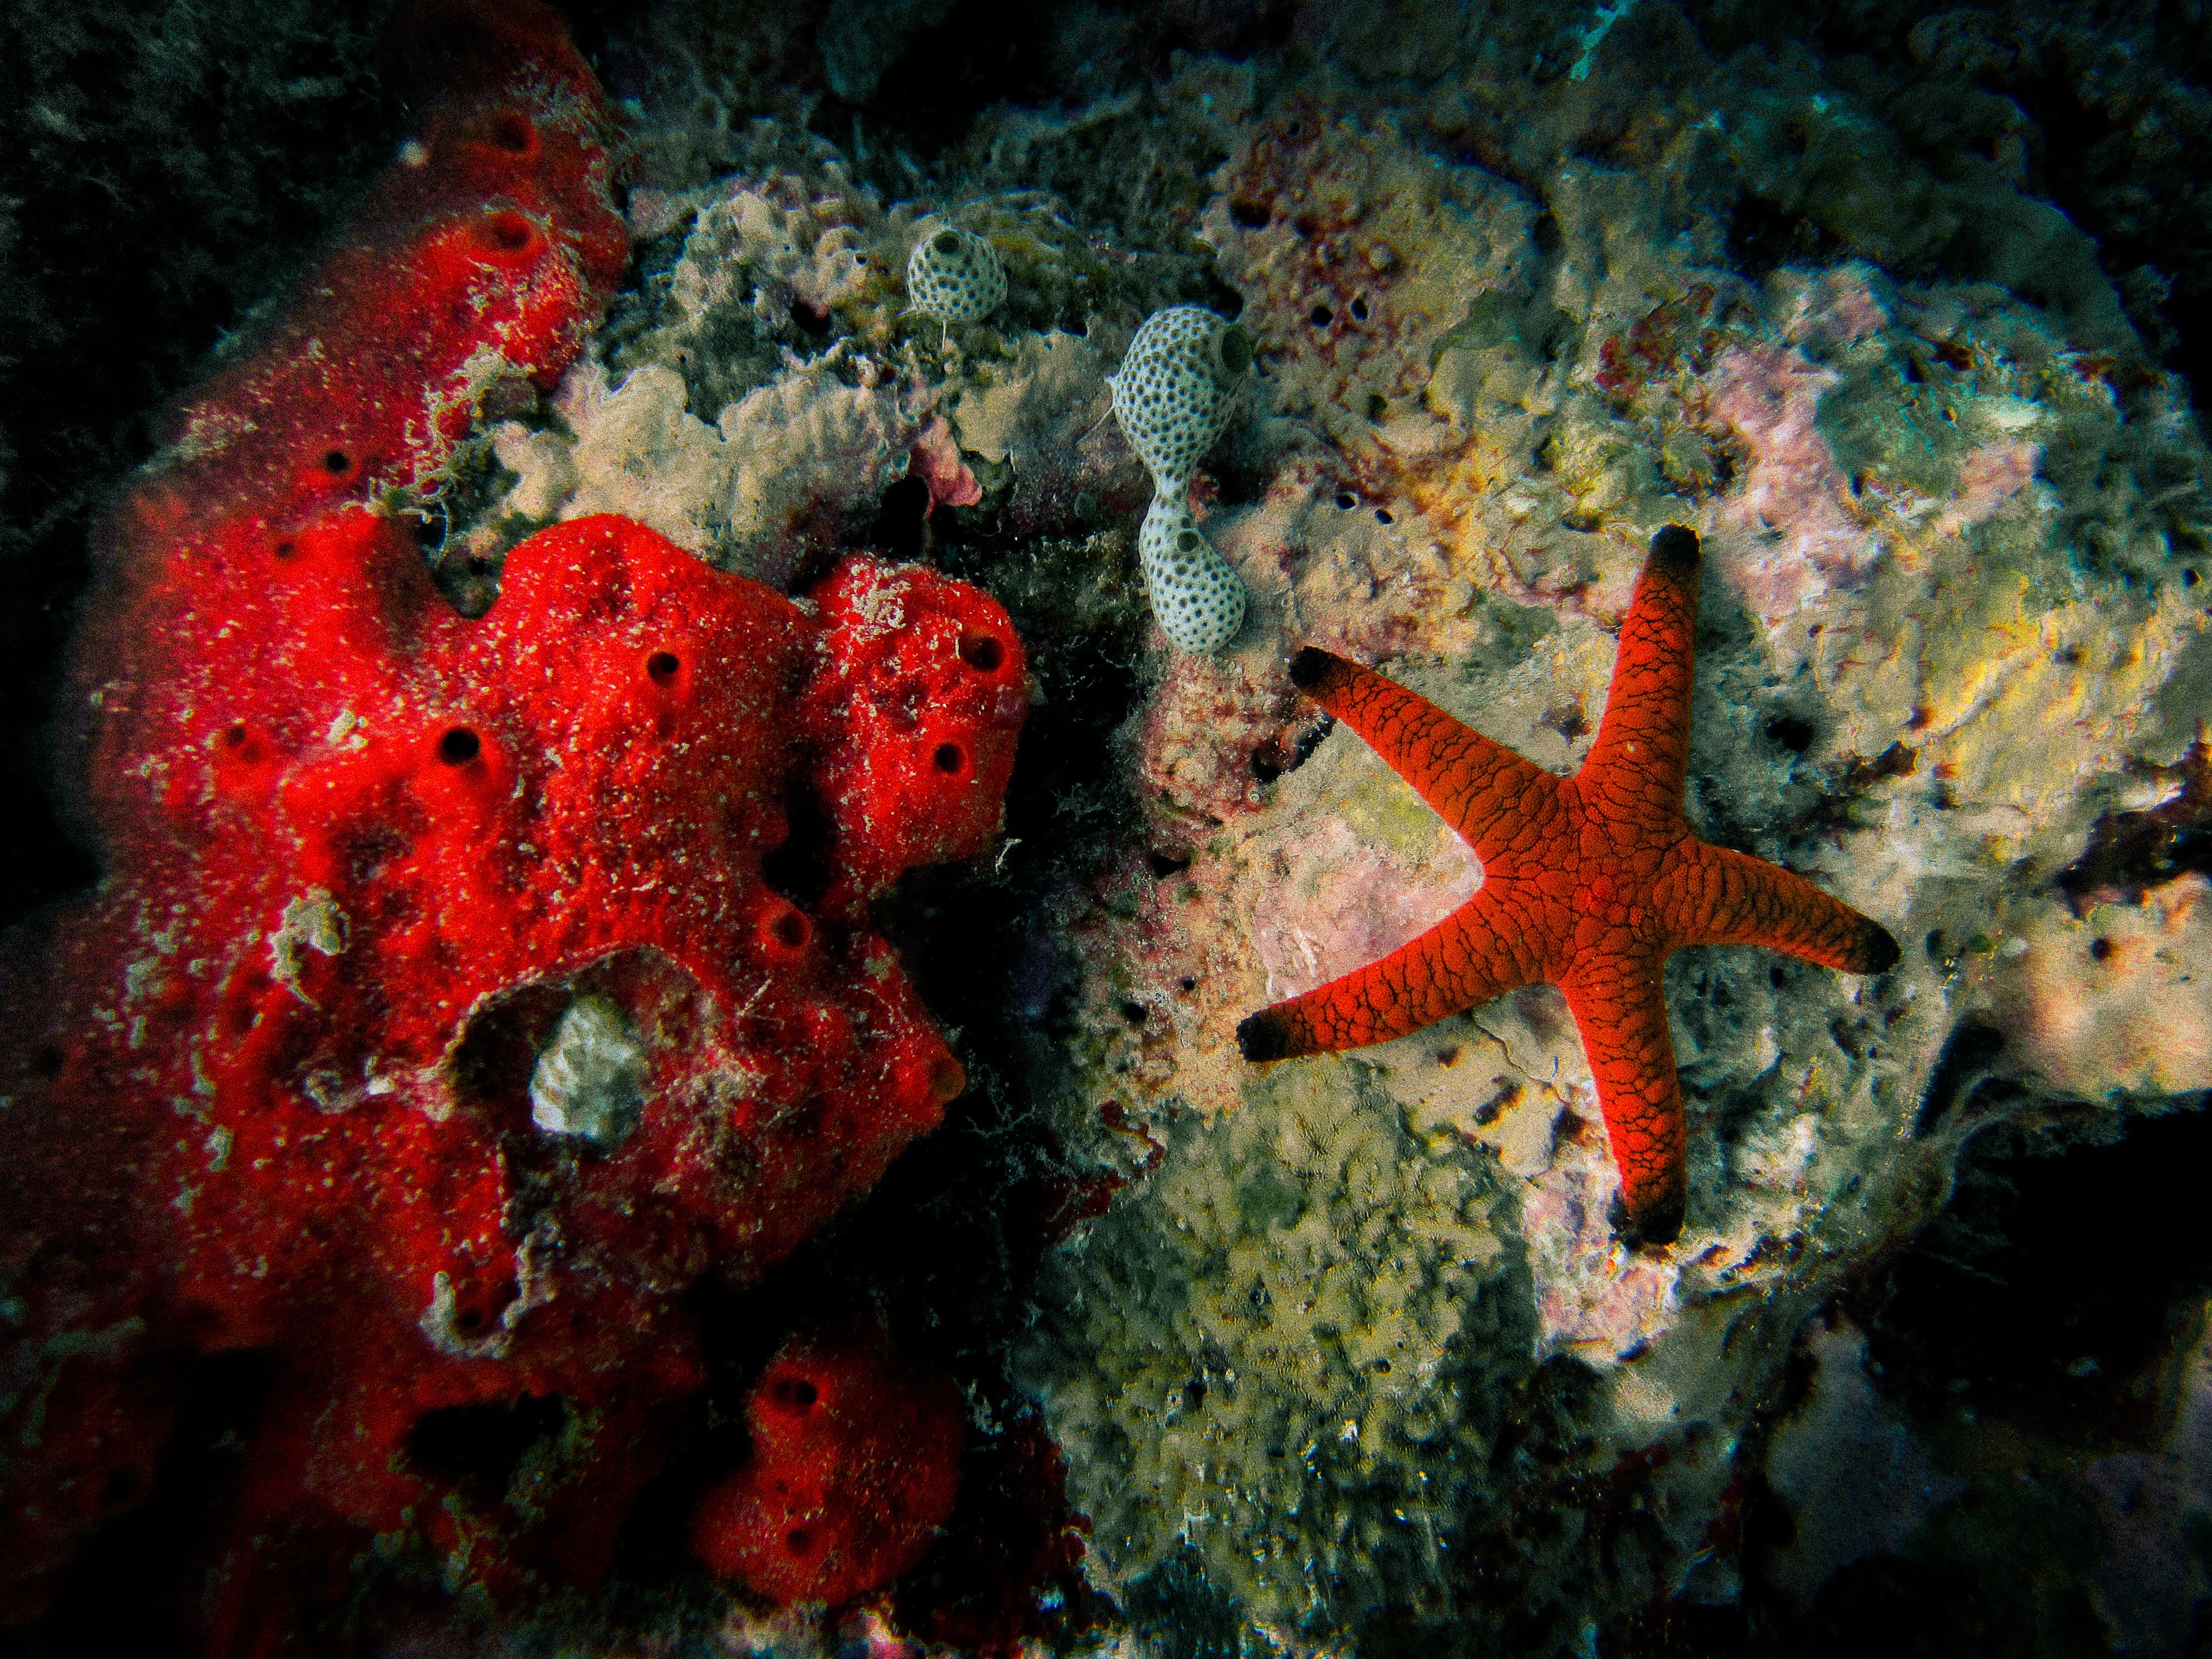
[1237,894,1534,1060]
[1661,840,1902,974]
[1581,526,1702,828]
[1560,956,1688,1246]
[1286,648,1554,861]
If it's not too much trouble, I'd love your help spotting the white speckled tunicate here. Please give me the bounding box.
[904,224,1006,325]
[1112,305,1254,491]
[529,994,646,1147]
[1139,495,1246,654]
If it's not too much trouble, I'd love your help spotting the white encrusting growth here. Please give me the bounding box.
[529,993,647,1147]
[1111,306,1256,654]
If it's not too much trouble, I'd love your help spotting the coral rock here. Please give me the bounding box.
[692,1328,965,1607]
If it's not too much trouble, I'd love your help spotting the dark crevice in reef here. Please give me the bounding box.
[1681,0,2212,404]
[1600,1103,2212,1658]
[2057,740,2212,915]
[1862,1105,2212,1453]
[806,0,1064,161]
[1909,1018,2012,1139]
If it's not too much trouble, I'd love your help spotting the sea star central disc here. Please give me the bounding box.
[1238,526,1899,1245]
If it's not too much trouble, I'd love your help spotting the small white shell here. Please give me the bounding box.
[905,225,1007,325]
[1139,495,1247,655]
[1112,306,1254,492]
[529,994,646,1147]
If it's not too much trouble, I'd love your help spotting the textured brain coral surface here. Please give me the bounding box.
[0,2,1028,1651]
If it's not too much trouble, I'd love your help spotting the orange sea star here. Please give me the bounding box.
[1237,527,1899,1245]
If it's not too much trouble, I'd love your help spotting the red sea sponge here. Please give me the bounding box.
[691,1330,966,1606]
[0,2,1028,1647]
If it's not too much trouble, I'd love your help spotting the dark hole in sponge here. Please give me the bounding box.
[779,1378,819,1409]
[323,449,351,475]
[647,650,681,686]
[959,632,1004,672]
[762,786,835,910]
[437,727,482,766]
[488,109,535,152]
[476,210,535,253]
[771,908,810,950]
[933,743,967,775]
[407,1393,566,1495]
[786,1528,814,1554]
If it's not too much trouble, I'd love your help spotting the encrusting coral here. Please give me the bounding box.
[1240,527,1901,1244]
[0,4,1027,1647]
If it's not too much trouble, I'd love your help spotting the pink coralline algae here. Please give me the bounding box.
[0,3,1026,1649]
[1703,340,1885,621]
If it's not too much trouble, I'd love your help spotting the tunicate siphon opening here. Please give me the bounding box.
[437,727,481,766]
[933,229,963,256]
[486,109,535,153]
[474,210,537,255]
[1219,326,1254,375]
[764,906,811,954]
[1176,529,1203,552]
[959,631,1005,672]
